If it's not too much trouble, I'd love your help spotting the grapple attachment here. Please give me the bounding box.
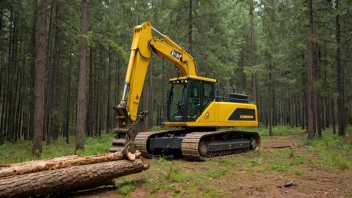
[109,104,147,160]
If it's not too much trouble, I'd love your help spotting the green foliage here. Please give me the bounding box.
[167,165,192,182]
[289,155,305,166]
[201,185,222,198]
[308,132,352,169]
[204,166,236,179]
[269,163,304,175]
[0,132,114,164]
[114,175,141,196]
[118,183,135,196]
[75,133,113,156]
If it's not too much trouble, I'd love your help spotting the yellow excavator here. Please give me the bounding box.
[109,22,260,160]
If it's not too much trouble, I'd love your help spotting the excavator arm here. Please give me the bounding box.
[121,22,198,121]
[112,22,198,157]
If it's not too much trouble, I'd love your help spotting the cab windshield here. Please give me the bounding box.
[167,81,187,122]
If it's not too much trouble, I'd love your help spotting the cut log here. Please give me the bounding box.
[0,152,124,177]
[0,158,148,198]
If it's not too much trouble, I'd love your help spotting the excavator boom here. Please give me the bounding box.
[120,22,198,122]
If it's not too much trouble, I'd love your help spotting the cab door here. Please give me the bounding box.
[185,80,201,121]
[185,80,216,122]
[198,81,216,122]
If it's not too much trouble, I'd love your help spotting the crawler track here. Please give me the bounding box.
[134,130,260,160]
[182,131,260,161]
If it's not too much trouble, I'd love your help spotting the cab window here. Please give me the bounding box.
[186,80,201,121]
[201,82,214,112]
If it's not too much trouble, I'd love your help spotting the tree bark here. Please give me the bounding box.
[325,98,329,128]
[29,0,38,141]
[32,0,47,155]
[315,45,322,137]
[6,2,16,143]
[64,53,72,144]
[306,0,315,139]
[87,47,93,137]
[0,152,126,177]
[335,0,345,137]
[106,48,112,131]
[115,55,120,107]
[76,0,89,150]
[98,44,103,136]
[0,158,148,198]
[268,52,273,136]
[148,60,153,129]
[188,0,193,53]
[250,0,257,105]
[44,0,56,145]
[331,97,336,134]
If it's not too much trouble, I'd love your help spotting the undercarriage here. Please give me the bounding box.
[110,129,260,161]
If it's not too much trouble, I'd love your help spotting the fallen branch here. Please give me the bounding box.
[263,145,292,149]
[278,181,296,188]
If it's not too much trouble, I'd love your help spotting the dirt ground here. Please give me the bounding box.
[73,134,352,198]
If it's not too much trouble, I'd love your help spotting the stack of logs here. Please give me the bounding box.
[0,152,149,198]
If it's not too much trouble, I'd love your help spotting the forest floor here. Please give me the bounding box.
[72,128,352,198]
[1,127,351,197]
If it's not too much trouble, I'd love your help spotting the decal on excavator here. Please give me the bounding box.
[171,50,182,61]
[240,115,254,119]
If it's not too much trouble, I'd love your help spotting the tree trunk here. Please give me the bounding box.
[161,59,165,125]
[188,0,192,53]
[320,96,325,131]
[335,0,345,137]
[44,0,56,145]
[50,1,60,141]
[148,61,153,129]
[268,52,273,136]
[0,158,148,198]
[76,0,89,150]
[32,0,47,155]
[295,94,299,127]
[29,0,38,141]
[301,91,306,130]
[331,97,336,134]
[315,45,322,137]
[64,53,72,144]
[98,45,103,136]
[250,0,257,105]
[306,0,315,139]
[106,48,112,131]
[325,98,329,128]
[6,3,15,143]
[87,47,93,137]
[115,56,120,106]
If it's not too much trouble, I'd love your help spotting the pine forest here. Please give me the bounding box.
[0,0,351,197]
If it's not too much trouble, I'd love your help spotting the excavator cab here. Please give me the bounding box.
[166,77,215,123]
